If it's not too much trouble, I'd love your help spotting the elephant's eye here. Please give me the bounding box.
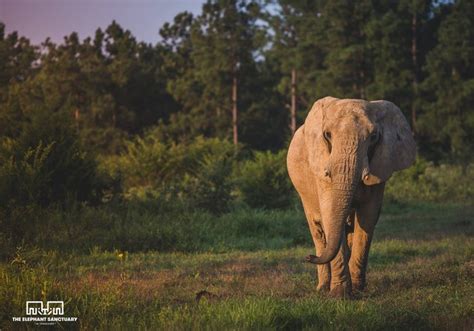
[323,131,332,153]
[370,131,379,143]
[323,131,331,141]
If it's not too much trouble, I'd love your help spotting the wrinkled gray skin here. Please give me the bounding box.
[287,97,416,298]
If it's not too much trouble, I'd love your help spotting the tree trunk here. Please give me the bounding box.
[232,75,238,145]
[291,68,297,135]
[411,8,418,135]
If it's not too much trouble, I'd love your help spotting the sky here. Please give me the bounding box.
[0,0,204,45]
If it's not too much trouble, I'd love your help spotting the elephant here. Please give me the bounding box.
[287,96,416,298]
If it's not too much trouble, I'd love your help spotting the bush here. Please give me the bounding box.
[235,150,294,209]
[385,158,474,204]
[0,109,103,208]
[180,151,234,213]
[177,137,236,213]
[104,134,238,213]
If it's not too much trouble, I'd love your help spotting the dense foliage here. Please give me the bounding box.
[235,150,293,209]
[0,109,103,208]
[1,0,473,159]
[101,134,238,213]
[1,0,473,247]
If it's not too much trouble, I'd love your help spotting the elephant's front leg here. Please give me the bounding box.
[306,218,331,292]
[328,232,352,298]
[349,184,385,292]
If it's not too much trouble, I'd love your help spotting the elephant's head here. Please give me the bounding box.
[296,96,416,264]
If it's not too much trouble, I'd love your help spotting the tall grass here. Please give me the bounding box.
[1,202,472,329]
[0,202,310,255]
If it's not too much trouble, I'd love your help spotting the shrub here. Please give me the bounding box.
[180,150,234,213]
[0,139,55,207]
[385,158,474,203]
[235,150,294,209]
[0,109,103,207]
[106,134,238,213]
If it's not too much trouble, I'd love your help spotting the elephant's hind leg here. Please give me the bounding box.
[303,206,331,292]
[346,210,356,253]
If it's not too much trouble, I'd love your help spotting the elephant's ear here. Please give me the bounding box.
[365,100,416,185]
[304,96,339,177]
[287,124,310,192]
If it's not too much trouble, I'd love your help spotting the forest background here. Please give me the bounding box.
[0,0,473,328]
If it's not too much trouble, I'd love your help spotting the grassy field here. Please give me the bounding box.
[1,202,473,330]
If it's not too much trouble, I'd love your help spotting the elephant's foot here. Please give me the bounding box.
[329,282,353,299]
[316,282,330,293]
[316,263,331,294]
[351,277,366,292]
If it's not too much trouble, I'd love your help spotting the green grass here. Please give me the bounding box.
[1,202,473,329]
[1,202,310,255]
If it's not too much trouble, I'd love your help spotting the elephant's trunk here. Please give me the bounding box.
[311,150,359,265]
[309,188,354,264]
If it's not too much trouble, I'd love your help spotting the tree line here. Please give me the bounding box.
[0,0,473,162]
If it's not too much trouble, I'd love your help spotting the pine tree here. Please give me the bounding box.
[267,0,327,119]
[316,0,373,99]
[0,23,38,137]
[161,1,269,147]
[0,23,38,98]
[365,0,436,126]
[421,0,474,163]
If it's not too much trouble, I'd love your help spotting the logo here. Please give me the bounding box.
[12,300,78,325]
[26,301,64,316]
